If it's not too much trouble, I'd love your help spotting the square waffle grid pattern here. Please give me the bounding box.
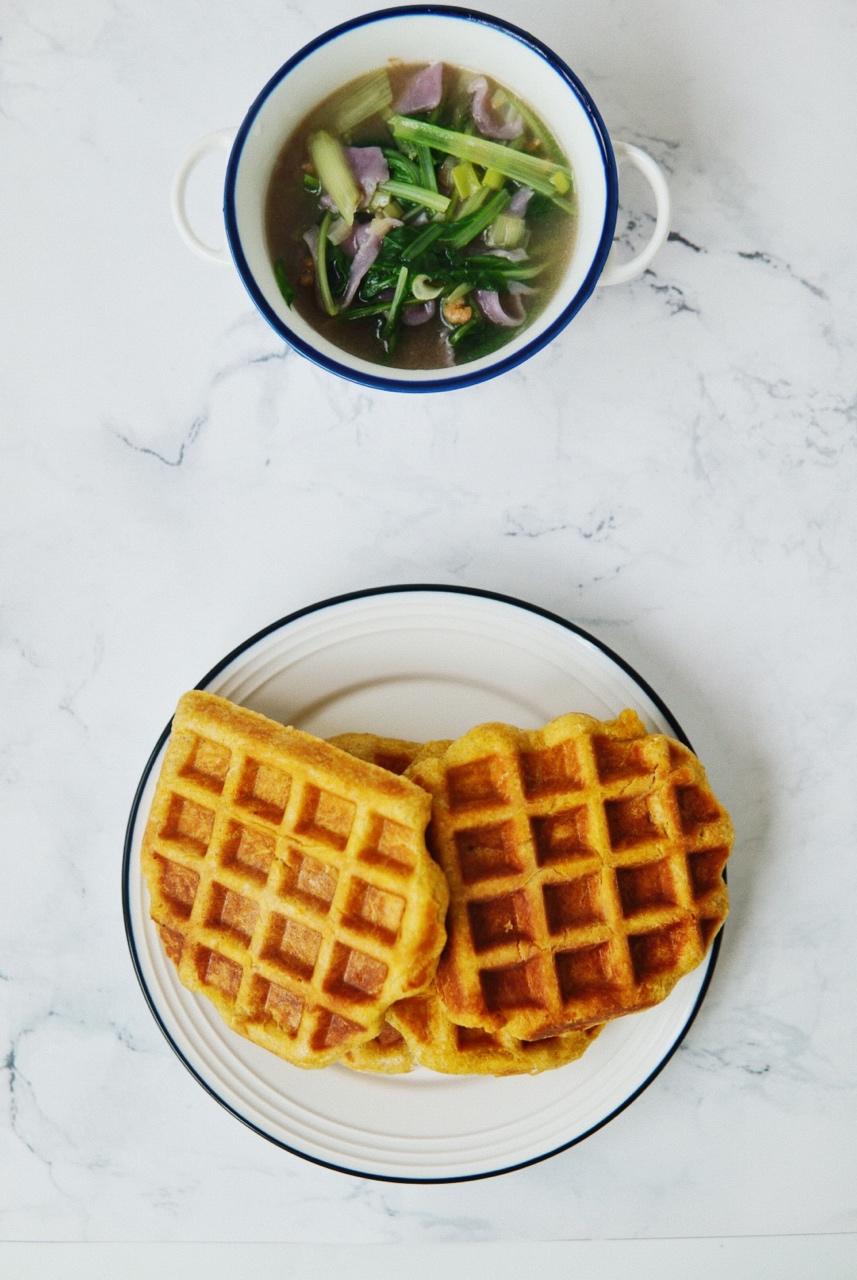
[327,733,427,777]
[421,712,731,1038]
[342,1019,414,1074]
[388,991,602,1076]
[143,700,438,1067]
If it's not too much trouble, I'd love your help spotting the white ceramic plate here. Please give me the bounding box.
[123,586,722,1182]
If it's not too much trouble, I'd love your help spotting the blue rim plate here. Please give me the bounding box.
[122,585,723,1182]
[223,7,619,393]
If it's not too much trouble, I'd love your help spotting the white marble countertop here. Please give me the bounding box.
[2,0,855,1262]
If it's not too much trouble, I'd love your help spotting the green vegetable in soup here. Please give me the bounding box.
[416,143,438,192]
[331,68,393,136]
[440,187,510,250]
[484,212,526,249]
[265,60,577,370]
[383,264,410,343]
[411,273,443,300]
[377,180,451,214]
[316,210,339,316]
[273,258,296,307]
[388,114,573,200]
[308,131,359,226]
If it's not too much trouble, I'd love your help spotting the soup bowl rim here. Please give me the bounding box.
[223,3,619,393]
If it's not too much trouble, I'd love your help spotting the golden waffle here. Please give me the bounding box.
[342,1019,414,1074]
[327,733,426,776]
[407,710,732,1040]
[388,990,602,1076]
[142,692,448,1068]
[333,732,598,1076]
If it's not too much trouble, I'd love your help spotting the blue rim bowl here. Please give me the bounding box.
[224,5,618,393]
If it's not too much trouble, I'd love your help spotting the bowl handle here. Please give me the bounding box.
[171,128,236,263]
[598,141,671,286]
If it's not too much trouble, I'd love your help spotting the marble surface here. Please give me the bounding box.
[1,0,855,1251]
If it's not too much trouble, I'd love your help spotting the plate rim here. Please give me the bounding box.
[121,582,724,1183]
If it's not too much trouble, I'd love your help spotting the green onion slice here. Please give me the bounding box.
[411,274,443,301]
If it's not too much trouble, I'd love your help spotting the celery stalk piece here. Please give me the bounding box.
[451,161,481,199]
[484,213,525,249]
[416,143,438,192]
[316,210,338,317]
[444,282,471,306]
[441,187,510,250]
[453,186,489,221]
[383,265,409,339]
[331,69,393,135]
[481,167,505,190]
[308,131,359,227]
[327,216,351,246]
[378,180,450,214]
[389,115,572,199]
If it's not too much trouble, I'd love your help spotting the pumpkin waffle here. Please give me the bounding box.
[406,710,732,1040]
[388,989,602,1076]
[342,1019,414,1074]
[142,692,448,1068]
[329,732,453,777]
[327,733,427,777]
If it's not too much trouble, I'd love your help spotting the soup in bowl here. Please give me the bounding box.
[265,61,578,370]
[173,6,670,392]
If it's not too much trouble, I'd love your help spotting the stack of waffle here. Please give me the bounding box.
[142,692,732,1076]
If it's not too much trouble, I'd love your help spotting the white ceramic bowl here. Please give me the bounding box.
[173,6,671,392]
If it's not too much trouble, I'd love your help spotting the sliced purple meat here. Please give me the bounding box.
[475,288,526,326]
[481,247,529,261]
[342,216,402,308]
[402,299,436,326]
[507,186,534,216]
[394,62,444,113]
[345,146,389,205]
[302,225,320,264]
[469,76,523,140]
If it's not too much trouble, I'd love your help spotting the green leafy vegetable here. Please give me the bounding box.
[388,114,572,199]
[382,264,410,349]
[341,301,390,320]
[440,187,510,250]
[378,179,451,213]
[273,259,295,307]
[401,221,445,262]
[416,143,438,192]
[383,149,420,185]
